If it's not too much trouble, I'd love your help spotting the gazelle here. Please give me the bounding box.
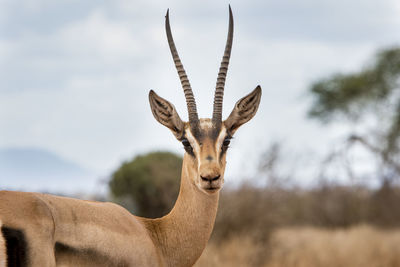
[0,6,261,267]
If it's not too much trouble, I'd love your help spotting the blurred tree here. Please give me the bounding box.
[109,151,182,218]
[308,47,400,183]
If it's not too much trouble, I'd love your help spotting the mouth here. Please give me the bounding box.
[204,186,220,193]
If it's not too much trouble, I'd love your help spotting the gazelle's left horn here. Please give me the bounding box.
[212,5,234,123]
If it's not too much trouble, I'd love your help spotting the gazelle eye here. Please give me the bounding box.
[223,139,231,146]
[181,138,194,155]
[222,137,231,149]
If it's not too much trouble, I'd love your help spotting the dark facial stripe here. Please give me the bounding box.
[1,226,28,267]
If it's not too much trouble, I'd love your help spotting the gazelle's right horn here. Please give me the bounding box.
[165,9,199,124]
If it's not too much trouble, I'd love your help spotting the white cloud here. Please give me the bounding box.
[1,0,400,191]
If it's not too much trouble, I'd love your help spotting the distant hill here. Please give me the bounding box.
[0,147,100,193]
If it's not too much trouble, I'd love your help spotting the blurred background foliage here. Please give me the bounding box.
[309,47,400,122]
[107,46,400,266]
[309,47,400,185]
[109,151,181,218]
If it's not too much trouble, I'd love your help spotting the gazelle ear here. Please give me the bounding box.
[224,85,262,135]
[149,90,185,139]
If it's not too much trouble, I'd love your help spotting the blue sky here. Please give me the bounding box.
[1,0,399,192]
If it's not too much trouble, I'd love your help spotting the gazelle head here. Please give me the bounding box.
[149,7,261,194]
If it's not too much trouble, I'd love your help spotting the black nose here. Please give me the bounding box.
[201,175,220,182]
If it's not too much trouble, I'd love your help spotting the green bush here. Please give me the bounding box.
[109,151,182,218]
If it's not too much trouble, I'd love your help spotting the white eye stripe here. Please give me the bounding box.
[215,127,227,152]
[184,128,200,154]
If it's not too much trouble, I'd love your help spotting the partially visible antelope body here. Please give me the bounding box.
[0,6,261,267]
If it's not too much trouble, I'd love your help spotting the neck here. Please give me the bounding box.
[142,154,220,267]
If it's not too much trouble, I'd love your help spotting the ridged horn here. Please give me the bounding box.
[165,9,199,124]
[212,5,234,123]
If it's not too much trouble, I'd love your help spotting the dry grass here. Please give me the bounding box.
[195,235,265,267]
[267,225,400,267]
[195,225,400,267]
